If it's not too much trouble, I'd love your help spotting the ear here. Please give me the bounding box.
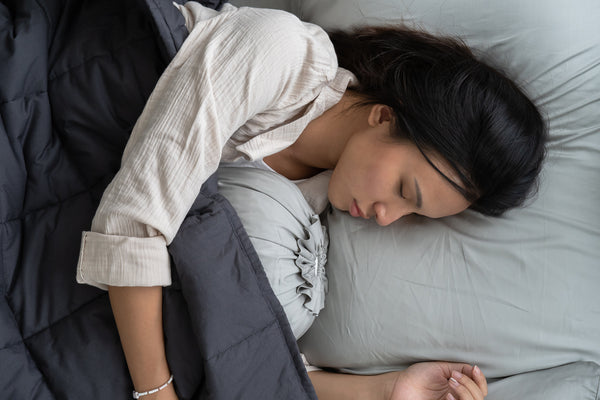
[367,104,393,127]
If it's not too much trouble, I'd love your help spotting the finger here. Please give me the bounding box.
[448,375,473,400]
[450,363,487,397]
[472,365,488,396]
[449,371,483,400]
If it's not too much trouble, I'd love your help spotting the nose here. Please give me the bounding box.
[373,202,409,226]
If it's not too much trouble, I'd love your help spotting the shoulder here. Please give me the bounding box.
[182,4,337,74]
[232,8,340,98]
[232,7,312,38]
[231,7,336,64]
[176,5,339,109]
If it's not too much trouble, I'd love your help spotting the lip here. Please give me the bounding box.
[350,199,366,219]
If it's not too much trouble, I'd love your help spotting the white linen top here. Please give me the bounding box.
[76,2,355,290]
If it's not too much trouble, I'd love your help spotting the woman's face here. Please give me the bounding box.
[328,121,471,226]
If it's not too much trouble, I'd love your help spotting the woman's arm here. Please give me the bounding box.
[78,6,338,398]
[108,286,177,400]
[309,370,392,400]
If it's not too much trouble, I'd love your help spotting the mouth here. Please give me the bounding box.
[349,199,367,219]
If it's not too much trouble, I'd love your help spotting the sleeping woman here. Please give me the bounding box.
[76,2,546,400]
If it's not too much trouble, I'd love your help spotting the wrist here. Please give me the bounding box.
[360,372,400,400]
[381,371,403,400]
[133,374,176,400]
[130,365,171,394]
[139,383,177,400]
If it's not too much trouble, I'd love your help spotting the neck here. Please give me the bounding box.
[289,92,367,168]
[264,91,367,180]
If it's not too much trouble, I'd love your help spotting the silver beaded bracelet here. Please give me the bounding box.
[132,374,174,399]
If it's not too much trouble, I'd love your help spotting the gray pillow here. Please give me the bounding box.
[217,166,328,339]
[487,362,600,400]
[294,0,600,380]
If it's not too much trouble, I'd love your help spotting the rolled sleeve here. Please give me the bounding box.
[76,232,171,290]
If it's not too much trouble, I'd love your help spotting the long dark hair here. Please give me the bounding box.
[329,26,547,216]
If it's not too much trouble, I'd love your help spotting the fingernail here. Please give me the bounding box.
[452,370,463,380]
[447,393,457,400]
[449,377,460,387]
[474,365,481,376]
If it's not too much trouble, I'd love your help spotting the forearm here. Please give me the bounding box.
[308,370,393,400]
[108,286,173,397]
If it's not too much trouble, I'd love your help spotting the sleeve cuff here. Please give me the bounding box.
[76,231,172,290]
[301,353,322,373]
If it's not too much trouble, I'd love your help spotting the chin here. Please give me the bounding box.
[328,197,345,211]
[326,190,339,210]
[327,181,348,211]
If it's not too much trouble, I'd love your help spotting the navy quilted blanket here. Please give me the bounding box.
[0,0,316,398]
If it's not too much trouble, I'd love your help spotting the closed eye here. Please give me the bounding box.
[399,182,406,199]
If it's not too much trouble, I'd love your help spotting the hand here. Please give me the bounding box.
[386,362,488,400]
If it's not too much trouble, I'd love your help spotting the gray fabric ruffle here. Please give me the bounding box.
[295,215,329,316]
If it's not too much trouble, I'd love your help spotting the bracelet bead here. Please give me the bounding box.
[132,374,174,399]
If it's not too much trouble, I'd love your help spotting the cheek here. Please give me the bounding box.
[362,166,396,198]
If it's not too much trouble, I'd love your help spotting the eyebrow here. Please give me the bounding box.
[414,178,423,209]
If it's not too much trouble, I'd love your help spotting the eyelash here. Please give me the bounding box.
[399,182,406,199]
